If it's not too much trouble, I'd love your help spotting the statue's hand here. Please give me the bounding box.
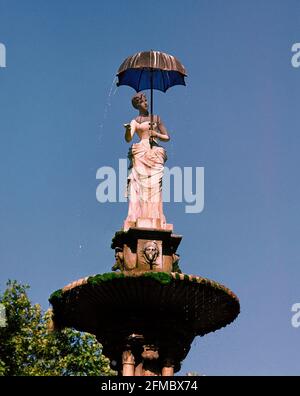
[149,130,158,138]
[124,123,131,131]
[124,123,133,143]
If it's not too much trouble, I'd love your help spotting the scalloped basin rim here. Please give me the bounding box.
[49,271,239,304]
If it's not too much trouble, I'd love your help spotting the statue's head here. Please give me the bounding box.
[143,241,159,263]
[114,247,123,259]
[131,92,148,111]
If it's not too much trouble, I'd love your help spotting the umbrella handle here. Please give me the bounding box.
[149,68,154,149]
[149,118,155,149]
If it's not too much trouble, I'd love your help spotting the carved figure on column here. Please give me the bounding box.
[111,247,124,271]
[143,241,159,269]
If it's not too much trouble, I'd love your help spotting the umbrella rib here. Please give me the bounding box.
[161,69,166,92]
[137,69,143,92]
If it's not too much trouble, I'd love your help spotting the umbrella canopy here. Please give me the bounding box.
[116,50,187,93]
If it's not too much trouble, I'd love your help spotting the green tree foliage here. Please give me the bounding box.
[0,280,116,376]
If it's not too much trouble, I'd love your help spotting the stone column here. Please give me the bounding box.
[134,362,144,376]
[161,348,177,376]
[162,365,174,376]
[122,350,135,376]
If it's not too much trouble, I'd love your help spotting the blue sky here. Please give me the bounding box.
[1,0,300,375]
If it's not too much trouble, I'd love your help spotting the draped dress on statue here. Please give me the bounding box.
[125,117,167,227]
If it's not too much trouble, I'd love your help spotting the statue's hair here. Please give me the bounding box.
[143,240,159,261]
[131,92,146,109]
[144,240,158,249]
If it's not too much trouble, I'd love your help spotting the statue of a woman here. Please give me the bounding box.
[123,92,170,230]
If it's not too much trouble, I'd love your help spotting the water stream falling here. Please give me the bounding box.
[98,75,118,144]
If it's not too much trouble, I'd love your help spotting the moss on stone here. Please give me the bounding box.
[142,271,172,285]
[87,271,172,286]
[49,289,63,302]
[88,272,125,285]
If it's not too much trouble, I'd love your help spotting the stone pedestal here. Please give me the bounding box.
[111,227,182,273]
[123,217,174,232]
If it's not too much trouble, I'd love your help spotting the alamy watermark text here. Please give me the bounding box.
[291,303,300,328]
[0,42,6,68]
[291,43,300,68]
[96,159,204,214]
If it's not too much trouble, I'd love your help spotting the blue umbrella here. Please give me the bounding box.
[116,50,187,132]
